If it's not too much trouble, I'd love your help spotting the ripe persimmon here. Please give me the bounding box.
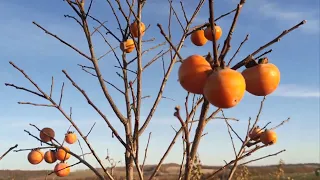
[178,55,212,94]
[204,25,222,41]
[39,127,55,142]
[56,147,71,161]
[28,149,44,165]
[54,162,71,177]
[191,29,208,46]
[130,21,146,38]
[120,39,135,53]
[260,129,277,145]
[249,126,262,140]
[65,132,77,144]
[203,67,246,108]
[44,150,57,164]
[242,57,281,96]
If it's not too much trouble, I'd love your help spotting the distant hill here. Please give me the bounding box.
[0,163,319,180]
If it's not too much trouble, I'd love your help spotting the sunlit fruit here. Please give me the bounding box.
[249,126,262,140]
[44,150,57,164]
[120,39,135,53]
[204,25,223,41]
[260,129,277,145]
[28,149,44,165]
[65,132,77,145]
[130,21,146,38]
[203,67,246,108]
[54,162,71,177]
[242,57,281,96]
[40,127,55,142]
[56,147,71,161]
[191,29,208,46]
[178,55,212,94]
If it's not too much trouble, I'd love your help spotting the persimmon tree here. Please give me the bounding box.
[5,0,306,179]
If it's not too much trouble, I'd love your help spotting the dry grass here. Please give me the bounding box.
[0,163,319,180]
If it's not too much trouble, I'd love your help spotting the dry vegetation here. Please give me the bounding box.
[0,163,319,180]
[1,0,314,179]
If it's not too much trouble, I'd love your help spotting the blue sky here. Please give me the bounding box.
[0,0,319,171]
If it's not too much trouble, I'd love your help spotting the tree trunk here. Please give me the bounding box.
[125,149,134,180]
[125,124,134,180]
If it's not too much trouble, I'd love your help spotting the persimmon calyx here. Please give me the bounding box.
[258,57,269,64]
[211,65,223,72]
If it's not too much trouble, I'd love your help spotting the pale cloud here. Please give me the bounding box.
[254,1,319,35]
[228,0,319,34]
[270,84,320,98]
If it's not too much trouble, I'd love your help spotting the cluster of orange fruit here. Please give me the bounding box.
[179,24,281,109]
[249,127,277,145]
[120,21,146,53]
[27,127,78,177]
[190,25,223,46]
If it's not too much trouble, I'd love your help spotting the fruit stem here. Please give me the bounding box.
[244,60,258,69]
[258,57,269,64]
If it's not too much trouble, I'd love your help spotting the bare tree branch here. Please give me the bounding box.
[0,144,18,161]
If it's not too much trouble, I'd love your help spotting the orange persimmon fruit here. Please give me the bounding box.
[130,21,146,38]
[260,129,277,145]
[28,149,44,165]
[191,29,208,46]
[54,162,71,177]
[56,147,71,161]
[203,67,246,108]
[39,127,55,142]
[120,39,135,53]
[242,57,281,96]
[44,150,57,164]
[204,25,223,41]
[249,126,263,140]
[178,54,212,94]
[65,131,77,145]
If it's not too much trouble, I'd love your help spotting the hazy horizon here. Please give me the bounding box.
[0,0,319,171]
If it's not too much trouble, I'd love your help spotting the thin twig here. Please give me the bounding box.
[64,14,83,27]
[219,1,245,67]
[180,1,188,23]
[49,161,82,175]
[50,76,54,98]
[78,65,125,95]
[0,144,18,161]
[222,110,237,157]
[17,102,55,107]
[240,149,286,165]
[14,146,55,152]
[255,49,272,59]
[141,132,152,172]
[4,83,45,98]
[157,24,183,61]
[85,122,96,137]
[58,82,65,107]
[227,34,249,66]
[232,20,307,70]
[33,22,92,61]
[270,118,290,130]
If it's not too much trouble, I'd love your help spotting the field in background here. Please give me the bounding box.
[0,163,319,180]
